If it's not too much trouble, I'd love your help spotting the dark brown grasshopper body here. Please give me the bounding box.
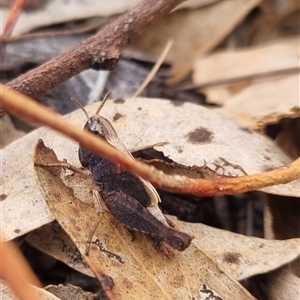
[79,114,192,251]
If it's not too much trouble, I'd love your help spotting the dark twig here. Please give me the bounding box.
[6,0,185,99]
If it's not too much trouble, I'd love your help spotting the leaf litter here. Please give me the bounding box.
[1,99,299,242]
[30,140,300,298]
[0,0,221,37]
[192,36,300,130]
[0,281,60,300]
[32,140,256,299]
[130,0,262,84]
[1,98,299,239]
[1,1,299,299]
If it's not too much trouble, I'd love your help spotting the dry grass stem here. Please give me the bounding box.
[132,39,174,97]
[0,236,42,300]
[1,84,299,196]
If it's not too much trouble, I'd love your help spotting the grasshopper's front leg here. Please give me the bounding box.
[34,160,90,177]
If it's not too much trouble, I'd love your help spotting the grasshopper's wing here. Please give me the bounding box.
[138,178,160,206]
[102,116,160,206]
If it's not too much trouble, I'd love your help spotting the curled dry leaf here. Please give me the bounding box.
[172,216,300,281]
[1,98,299,242]
[26,211,300,288]
[131,0,262,83]
[268,267,300,300]
[264,195,300,299]
[32,140,255,300]
[193,36,299,89]
[30,141,300,298]
[0,0,218,37]
[192,37,300,129]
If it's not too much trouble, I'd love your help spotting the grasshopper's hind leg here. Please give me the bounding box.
[85,187,106,255]
[86,218,102,256]
[92,185,106,215]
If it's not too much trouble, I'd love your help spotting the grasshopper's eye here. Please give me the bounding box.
[86,119,103,135]
[84,121,92,131]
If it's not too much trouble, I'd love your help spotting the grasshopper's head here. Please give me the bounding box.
[84,115,106,138]
[72,91,111,139]
[84,114,118,146]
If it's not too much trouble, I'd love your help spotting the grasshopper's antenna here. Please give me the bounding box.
[71,97,90,120]
[95,91,110,115]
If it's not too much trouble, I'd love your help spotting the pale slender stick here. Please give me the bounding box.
[0,237,42,300]
[132,39,174,98]
[1,84,300,196]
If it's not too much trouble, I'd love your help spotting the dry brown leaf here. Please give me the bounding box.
[173,216,300,281]
[0,281,59,300]
[216,73,300,130]
[0,115,26,149]
[32,141,256,300]
[131,0,262,83]
[45,284,96,300]
[193,36,299,89]
[192,37,300,129]
[268,267,300,300]
[264,195,300,299]
[1,99,299,242]
[0,0,218,36]
[27,213,300,285]
[27,223,94,279]
[28,141,300,298]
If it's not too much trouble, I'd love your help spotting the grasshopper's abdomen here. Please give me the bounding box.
[105,192,192,251]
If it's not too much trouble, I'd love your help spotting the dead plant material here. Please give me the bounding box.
[0,236,42,300]
[132,39,173,98]
[5,0,184,100]
[1,84,299,197]
[1,0,26,39]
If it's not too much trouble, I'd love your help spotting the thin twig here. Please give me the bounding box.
[1,0,26,38]
[180,67,300,90]
[1,84,299,197]
[0,0,27,117]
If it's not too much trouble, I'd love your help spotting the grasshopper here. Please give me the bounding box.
[77,99,192,252]
[36,98,192,252]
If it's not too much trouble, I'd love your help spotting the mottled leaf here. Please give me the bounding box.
[1,98,298,242]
